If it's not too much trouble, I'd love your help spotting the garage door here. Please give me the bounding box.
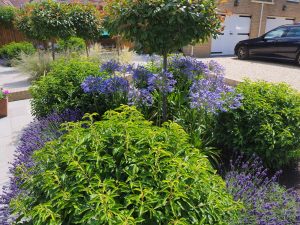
[211,14,251,56]
[265,17,294,32]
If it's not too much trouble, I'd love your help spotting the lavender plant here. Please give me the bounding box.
[225,155,300,225]
[0,109,83,224]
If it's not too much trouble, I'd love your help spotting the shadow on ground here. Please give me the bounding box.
[279,162,300,194]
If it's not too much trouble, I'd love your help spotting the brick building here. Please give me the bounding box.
[183,0,300,57]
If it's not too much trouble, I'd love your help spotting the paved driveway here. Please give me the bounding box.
[201,57,300,91]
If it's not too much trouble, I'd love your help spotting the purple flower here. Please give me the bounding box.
[152,71,177,94]
[0,109,83,224]
[100,60,122,73]
[100,77,129,95]
[81,76,103,94]
[81,76,129,96]
[132,66,156,91]
[189,74,242,113]
[170,56,210,79]
[3,90,9,95]
[208,60,225,76]
[226,155,300,225]
[128,87,153,106]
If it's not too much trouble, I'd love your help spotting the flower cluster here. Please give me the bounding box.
[83,58,242,114]
[0,109,83,225]
[152,71,176,94]
[81,76,103,94]
[0,88,9,99]
[128,87,153,106]
[208,60,225,76]
[225,155,300,225]
[82,75,129,96]
[189,75,242,113]
[100,60,133,74]
[170,55,210,79]
[100,59,122,73]
[132,66,156,90]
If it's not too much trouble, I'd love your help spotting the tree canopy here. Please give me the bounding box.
[15,1,102,43]
[104,0,221,56]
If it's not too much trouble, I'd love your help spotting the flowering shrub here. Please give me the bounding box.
[0,88,9,99]
[215,80,300,169]
[31,56,242,162]
[225,155,300,225]
[9,106,241,224]
[0,109,83,224]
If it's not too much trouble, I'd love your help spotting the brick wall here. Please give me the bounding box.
[184,0,300,57]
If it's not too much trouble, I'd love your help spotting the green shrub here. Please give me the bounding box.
[0,42,35,60]
[0,6,16,27]
[30,58,101,117]
[57,37,86,54]
[10,106,240,224]
[215,80,300,169]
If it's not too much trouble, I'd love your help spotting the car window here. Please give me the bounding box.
[286,27,300,37]
[264,28,286,39]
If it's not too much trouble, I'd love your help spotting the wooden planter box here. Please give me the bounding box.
[0,98,8,118]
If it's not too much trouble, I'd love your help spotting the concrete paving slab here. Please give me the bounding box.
[0,65,31,102]
[0,99,33,194]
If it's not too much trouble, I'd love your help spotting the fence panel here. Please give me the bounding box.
[0,26,26,46]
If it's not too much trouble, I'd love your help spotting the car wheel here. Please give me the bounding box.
[296,53,300,66]
[237,46,249,60]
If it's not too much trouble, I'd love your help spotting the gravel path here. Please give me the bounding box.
[201,57,300,91]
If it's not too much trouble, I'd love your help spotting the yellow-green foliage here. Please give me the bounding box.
[11,106,241,225]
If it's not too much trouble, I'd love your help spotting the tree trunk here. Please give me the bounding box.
[51,41,55,60]
[162,52,168,122]
[85,41,89,57]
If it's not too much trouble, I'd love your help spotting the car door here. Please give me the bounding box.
[275,26,300,60]
[250,27,288,57]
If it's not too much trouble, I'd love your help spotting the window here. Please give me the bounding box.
[286,27,300,37]
[264,28,287,39]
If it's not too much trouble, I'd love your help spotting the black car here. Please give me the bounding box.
[235,23,300,65]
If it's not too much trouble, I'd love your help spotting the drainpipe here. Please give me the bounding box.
[191,45,194,57]
[258,3,264,37]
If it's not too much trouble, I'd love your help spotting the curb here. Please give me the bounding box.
[8,89,31,102]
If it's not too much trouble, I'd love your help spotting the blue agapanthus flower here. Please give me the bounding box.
[128,87,153,106]
[81,76,129,96]
[100,77,129,95]
[81,76,103,94]
[170,56,210,79]
[152,71,177,94]
[189,74,242,113]
[132,66,156,91]
[100,60,122,73]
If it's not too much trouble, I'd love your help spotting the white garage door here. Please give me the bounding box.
[211,14,251,56]
[265,17,294,32]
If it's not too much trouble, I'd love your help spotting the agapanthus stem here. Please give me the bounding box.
[162,52,168,122]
